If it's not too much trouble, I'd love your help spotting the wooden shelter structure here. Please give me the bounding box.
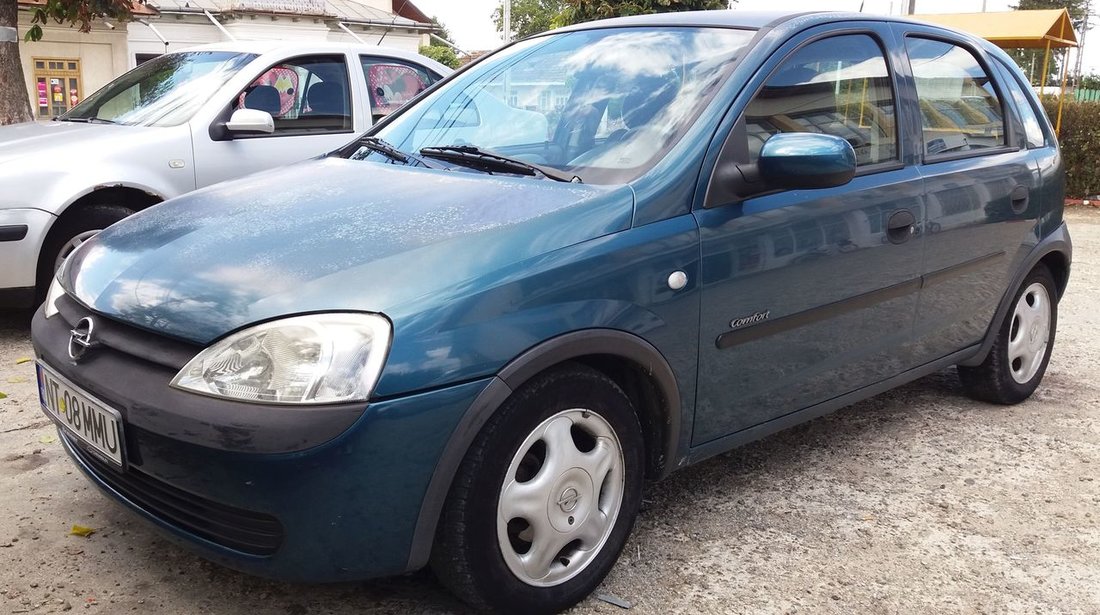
[913,9,1079,133]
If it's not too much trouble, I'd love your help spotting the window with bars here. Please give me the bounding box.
[33,58,82,119]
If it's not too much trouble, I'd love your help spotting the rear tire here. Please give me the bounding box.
[958,264,1058,404]
[430,363,644,614]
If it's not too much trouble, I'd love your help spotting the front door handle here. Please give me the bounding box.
[886,209,916,244]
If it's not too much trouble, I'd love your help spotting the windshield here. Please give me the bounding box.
[365,27,755,184]
[62,52,257,127]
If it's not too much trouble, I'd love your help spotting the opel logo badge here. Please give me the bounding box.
[557,487,580,513]
[68,317,100,361]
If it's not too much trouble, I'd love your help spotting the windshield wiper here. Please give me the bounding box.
[420,145,582,183]
[359,137,441,168]
[54,117,116,124]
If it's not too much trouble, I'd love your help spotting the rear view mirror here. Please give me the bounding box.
[758,132,856,190]
[225,109,274,136]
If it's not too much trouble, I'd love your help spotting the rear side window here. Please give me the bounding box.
[906,37,1006,156]
[745,34,898,167]
[361,57,440,121]
[996,60,1045,148]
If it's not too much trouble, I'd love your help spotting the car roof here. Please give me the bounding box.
[548,10,1001,56]
[168,40,452,75]
[176,40,435,60]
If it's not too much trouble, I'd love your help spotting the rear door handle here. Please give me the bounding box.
[886,209,916,244]
[1010,184,1030,213]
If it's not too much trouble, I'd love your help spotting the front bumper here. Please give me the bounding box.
[0,208,55,298]
[32,306,489,582]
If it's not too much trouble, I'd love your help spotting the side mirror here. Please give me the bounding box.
[758,132,856,190]
[224,108,274,136]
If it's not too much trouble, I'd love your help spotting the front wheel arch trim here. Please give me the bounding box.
[405,328,682,572]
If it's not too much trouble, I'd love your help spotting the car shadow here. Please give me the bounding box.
[86,368,972,614]
[0,308,34,332]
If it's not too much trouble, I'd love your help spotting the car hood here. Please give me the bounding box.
[0,121,132,166]
[65,157,635,344]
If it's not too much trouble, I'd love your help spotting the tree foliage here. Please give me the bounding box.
[491,0,731,41]
[559,0,729,25]
[419,44,460,69]
[24,0,140,42]
[493,0,567,40]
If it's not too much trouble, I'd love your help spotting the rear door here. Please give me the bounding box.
[693,24,927,444]
[896,27,1045,364]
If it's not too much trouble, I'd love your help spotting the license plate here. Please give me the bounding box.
[37,361,125,468]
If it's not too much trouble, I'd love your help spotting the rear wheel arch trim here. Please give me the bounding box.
[406,328,682,572]
[958,224,1071,367]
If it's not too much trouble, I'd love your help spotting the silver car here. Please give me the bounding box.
[0,41,449,307]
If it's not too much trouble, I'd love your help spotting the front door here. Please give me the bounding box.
[191,53,361,188]
[693,29,925,444]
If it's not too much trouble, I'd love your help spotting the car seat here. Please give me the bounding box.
[244,85,281,116]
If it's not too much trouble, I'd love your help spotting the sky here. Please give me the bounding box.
[409,0,1100,73]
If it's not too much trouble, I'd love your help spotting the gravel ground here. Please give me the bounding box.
[1,209,1098,615]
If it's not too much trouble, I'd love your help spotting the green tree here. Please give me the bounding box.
[1007,0,1090,85]
[419,16,461,70]
[1,0,140,125]
[493,0,567,40]
[419,44,460,69]
[558,0,730,25]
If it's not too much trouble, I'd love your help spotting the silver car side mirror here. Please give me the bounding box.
[225,109,274,136]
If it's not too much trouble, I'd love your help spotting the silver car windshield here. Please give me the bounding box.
[62,51,257,127]
[369,27,756,184]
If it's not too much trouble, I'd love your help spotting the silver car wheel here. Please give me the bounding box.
[54,229,100,272]
[496,408,625,588]
[1008,282,1051,384]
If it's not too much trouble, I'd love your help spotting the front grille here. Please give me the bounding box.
[56,294,199,370]
[65,436,285,556]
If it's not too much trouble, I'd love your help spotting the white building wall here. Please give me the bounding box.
[127,17,225,66]
[126,13,423,67]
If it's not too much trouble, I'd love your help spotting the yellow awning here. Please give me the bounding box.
[912,9,1078,49]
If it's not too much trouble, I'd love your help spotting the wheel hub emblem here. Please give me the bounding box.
[557,487,580,513]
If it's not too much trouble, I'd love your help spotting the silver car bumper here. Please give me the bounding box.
[0,207,55,296]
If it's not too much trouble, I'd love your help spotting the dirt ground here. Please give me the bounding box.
[1,209,1098,615]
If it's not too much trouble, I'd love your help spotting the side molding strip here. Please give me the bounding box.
[716,250,1007,350]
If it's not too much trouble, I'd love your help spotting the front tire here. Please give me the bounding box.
[958,264,1058,404]
[37,204,134,298]
[431,364,644,614]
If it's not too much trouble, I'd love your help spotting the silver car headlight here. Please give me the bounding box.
[171,313,392,405]
[43,274,65,319]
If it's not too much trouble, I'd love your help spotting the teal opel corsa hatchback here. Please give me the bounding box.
[32,10,1070,614]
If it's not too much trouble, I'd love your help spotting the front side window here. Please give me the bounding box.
[744,34,898,167]
[64,51,257,127]
[906,37,1006,156]
[234,55,352,134]
[367,27,757,184]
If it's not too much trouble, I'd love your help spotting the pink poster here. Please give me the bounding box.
[36,81,47,106]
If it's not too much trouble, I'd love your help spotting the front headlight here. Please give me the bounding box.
[43,274,65,319]
[171,313,392,405]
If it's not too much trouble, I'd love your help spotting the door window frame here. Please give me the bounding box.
[216,53,355,140]
[704,28,905,209]
[902,33,1019,165]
